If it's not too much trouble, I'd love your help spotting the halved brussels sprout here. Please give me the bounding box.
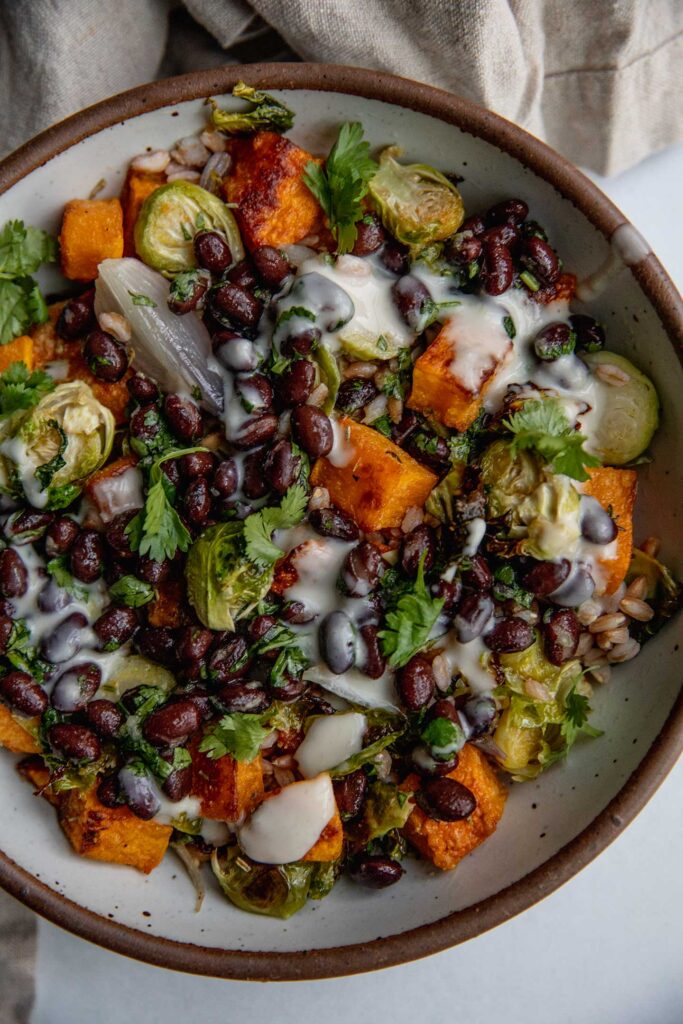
[368,147,464,250]
[211,846,336,919]
[582,351,659,465]
[134,181,244,274]
[339,329,402,362]
[0,381,114,509]
[185,521,272,630]
[98,655,176,700]
[480,440,542,519]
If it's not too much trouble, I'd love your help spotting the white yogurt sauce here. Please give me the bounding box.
[238,774,336,864]
[295,712,367,777]
[441,634,496,695]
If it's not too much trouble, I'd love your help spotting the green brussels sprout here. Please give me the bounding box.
[363,780,413,841]
[425,464,467,523]
[98,655,176,700]
[208,82,295,136]
[339,329,402,362]
[134,181,244,275]
[185,521,273,630]
[582,351,659,465]
[0,381,114,509]
[368,147,465,250]
[479,439,542,518]
[211,846,337,919]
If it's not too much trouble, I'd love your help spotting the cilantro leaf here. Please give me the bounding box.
[0,220,56,279]
[108,575,155,608]
[46,556,90,602]
[561,685,603,751]
[128,291,157,307]
[126,447,207,562]
[303,122,378,254]
[199,713,270,762]
[420,716,465,759]
[379,554,445,668]
[0,360,55,416]
[0,278,49,345]
[503,398,601,482]
[243,484,308,567]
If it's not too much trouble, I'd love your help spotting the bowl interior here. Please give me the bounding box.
[0,80,681,967]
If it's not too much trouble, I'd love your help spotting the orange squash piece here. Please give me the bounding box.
[400,744,507,870]
[120,167,165,257]
[223,131,323,251]
[146,580,185,628]
[189,735,264,821]
[0,335,34,373]
[532,272,577,306]
[310,417,437,531]
[17,755,61,806]
[302,806,343,862]
[59,198,124,281]
[58,785,171,873]
[408,319,512,431]
[583,466,637,595]
[0,705,40,754]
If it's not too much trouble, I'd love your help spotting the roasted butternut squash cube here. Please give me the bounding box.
[408,317,512,431]
[0,335,34,373]
[30,303,66,368]
[59,198,124,281]
[583,466,637,595]
[58,785,171,873]
[120,167,165,257]
[400,744,507,870]
[189,736,264,822]
[0,705,40,754]
[146,580,185,628]
[223,131,322,250]
[532,271,577,306]
[302,806,343,862]
[309,417,437,531]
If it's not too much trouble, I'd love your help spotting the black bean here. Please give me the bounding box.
[251,245,291,289]
[216,680,271,714]
[129,404,165,452]
[291,405,333,457]
[277,359,316,406]
[94,605,138,650]
[522,559,571,597]
[48,723,101,762]
[550,567,596,607]
[342,542,384,597]
[136,627,179,667]
[482,241,513,295]
[264,439,300,494]
[127,373,159,404]
[37,578,71,614]
[521,236,560,284]
[309,506,359,541]
[0,549,28,598]
[486,198,529,226]
[401,524,436,576]
[247,614,278,645]
[397,656,435,711]
[181,686,213,721]
[41,612,88,664]
[0,670,47,716]
[137,556,172,585]
[184,477,212,526]
[543,608,580,665]
[580,499,618,544]
[194,230,232,273]
[484,616,535,653]
[282,600,315,625]
[446,232,482,264]
[44,515,79,557]
[453,592,494,643]
[163,763,193,801]
[404,433,451,474]
[105,511,137,559]
[434,578,462,615]
[84,330,128,382]
[569,314,605,354]
[319,610,356,674]
[534,322,576,361]
[226,259,258,290]
[5,509,54,544]
[209,636,250,685]
[462,695,497,737]
[55,288,96,341]
[212,458,238,498]
[333,770,368,819]
[360,624,386,679]
[212,282,262,330]
[266,674,307,703]
[143,699,201,747]
[352,215,386,257]
[236,372,273,412]
[426,699,460,725]
[242,448,271,500]
[182,450,215,480]
[164,394,202,442]
[232,413,279,450]
[70,529,105,582]
[86,699,124,739]
[97,773,121,808]
[168,273,210,315]
[380,240,410,275]
[462,554,492,592]
[178,626,214,664]
[350,855,403,888]
[336,377,377,413]
[51,662,101,712]
[481,222,521,250]
[161,458,182,489]
[392,275,431,329]
[461,214,486,236]
[118,764,160,820]
[416,777,477,821]
[280,326,322,358]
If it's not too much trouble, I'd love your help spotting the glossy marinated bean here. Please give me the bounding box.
[163,763,193,801]
[252,245,292,289]
[461,554,492,592]
[521,236,560,284]
[483,616,535,653]
[247,614,278,645]
[86,699,124,739]
[56,288,96,340]
[48,723,101,762]
[226,259,258,290]
[235,372,273,411]
[534,322,576,361]
[433,578,462,615]
[352,215,386,256]
[168,273,210,315]
[481,241,513,295]
[461,214,486,236]
[212,458,238,498]
[136,627,179,667]
[462,695,497,737]
[392,275,431,329]
[0,616,12,656]
[336,377,377,413]
[216,680,271,714]
[70,529,105,582]
[380,240,410,275]
[194,230,232,273]
[333,769,368,819]
[486,198,529,226]
[397,656,435,711]
[580,499,618,544]
[309,506,359,541]
[164,394,202,442]
[44,515,79,557]
[291,406,333,457]
[184,477,212,526]
[342,542,384,597]
[126,373,159,404]
[137,556,172,585]
[212,282,263,330]
[5,509,54,544]
[51,662,101,712]
[481,222,520,250]
[280,326,322,358]
[97,774,121,808]
[129,404,165,452]
[277,359,316,406]
[401,524,436,576]
[549,566,595,607]
[543,608,581,665]
[84,330,128,382]
[233,413,279,450]
[209,637,250,685]
[143,699,201,746]
[264,439,300,494]
[94,605,139,650]
[350,855,403,888]
[319,610,356,674]
[105,512,137,559]
[453,592,494,643]
[182,450,215,480]
[416,777,477,821]
[282,600,316,625]
[0,549,28,598]
[266,673,307,703]
[41,612,88,664]
[522,558,571,597]
[178,627,214,664]
[242,448,271,500]
[0,671,47,716]
[37,578,71,614]
[569,313,605,353]
[360,624,386,680]
[118,764,160,820]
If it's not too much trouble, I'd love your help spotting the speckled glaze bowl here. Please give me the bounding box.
[0,64,681,980]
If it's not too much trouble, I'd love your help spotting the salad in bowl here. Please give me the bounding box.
[0,81,678,921]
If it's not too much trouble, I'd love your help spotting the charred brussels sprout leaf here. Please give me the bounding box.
[211,847,335,919]
[208,82,295,135]
[368,147,464,251]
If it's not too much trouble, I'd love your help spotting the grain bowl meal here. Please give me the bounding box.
[0,82,678,919]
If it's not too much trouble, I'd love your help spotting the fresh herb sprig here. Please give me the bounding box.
[243,484,308,567]
[503,398,601,482]
[0,220,56,345]
[199,713,271,763]
[0,360,55,417]
[126,447,207,562]
[303,123,378,255]
[379,554,445,668]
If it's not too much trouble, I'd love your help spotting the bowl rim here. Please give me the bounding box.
[0,61,681,981]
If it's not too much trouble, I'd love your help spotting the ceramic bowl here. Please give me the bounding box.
[0,64,681,980]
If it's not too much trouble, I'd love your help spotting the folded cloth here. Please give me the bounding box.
[0,0,681,173]
[0,888,35,1024]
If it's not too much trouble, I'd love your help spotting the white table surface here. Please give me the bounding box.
[31,141,683,1024]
